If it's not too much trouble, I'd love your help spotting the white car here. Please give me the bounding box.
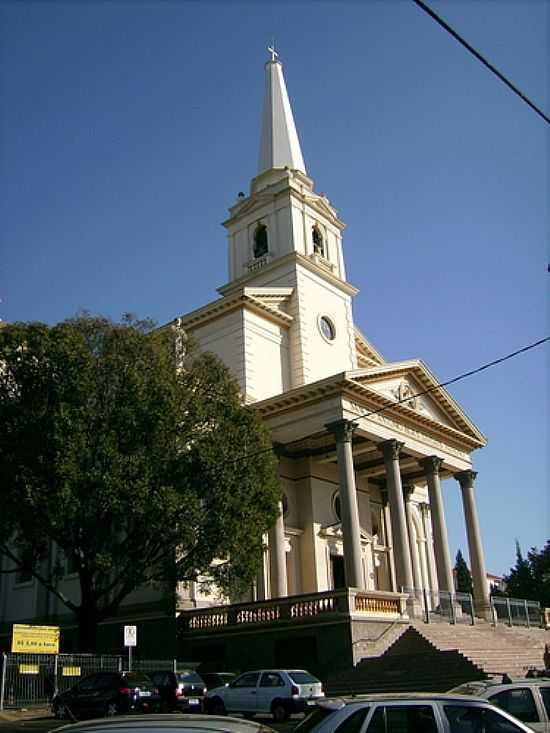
[292,694,538,733]
[204,669,324,722]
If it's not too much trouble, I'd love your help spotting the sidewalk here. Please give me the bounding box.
[0,706,52,722]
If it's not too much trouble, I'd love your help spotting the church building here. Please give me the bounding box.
[174,49,491,656]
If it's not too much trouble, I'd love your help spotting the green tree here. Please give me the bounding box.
[504,540,550,606]
[0,315,280,651]
[454,548,473,594]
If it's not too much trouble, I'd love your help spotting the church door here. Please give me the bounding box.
[331,555,346,589]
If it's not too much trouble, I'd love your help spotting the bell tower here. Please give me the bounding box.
[181,50,359,401]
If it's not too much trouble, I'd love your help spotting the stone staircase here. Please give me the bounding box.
[325,621,549,696]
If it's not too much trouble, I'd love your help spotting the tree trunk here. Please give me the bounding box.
[76,601,99,653]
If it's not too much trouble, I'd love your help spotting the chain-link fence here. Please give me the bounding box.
[0,653,177,710]
[491,596,541,627]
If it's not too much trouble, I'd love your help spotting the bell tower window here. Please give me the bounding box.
[312,225,325,257]
[253,223,268,258]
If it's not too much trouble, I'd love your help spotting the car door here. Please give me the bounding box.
[256,671,287,713]
[538,687,550,732]
[69,674,101,718]
[489,687,545,731]
[223,672,260,713]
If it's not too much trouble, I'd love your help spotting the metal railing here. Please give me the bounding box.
[491,596,542,627]
[403,587,475,625]
[0,653,176,710]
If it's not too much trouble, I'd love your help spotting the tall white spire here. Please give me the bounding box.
[258,47,306,175]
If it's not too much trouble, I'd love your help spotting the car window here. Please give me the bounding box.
[540,687,550,717]
[444,704,526,733]
[78,675,99,691]
[93,673,119,690]
[176,671,204,684]
[232,672,260,688]
[334,707,370,733]
[489,688,539,723]
[260,672,285,688]
[367,705,437,733]
[289,671,321,684]
[122,673,151,686]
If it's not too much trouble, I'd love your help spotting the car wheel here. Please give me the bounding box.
[105,702,119,717]
[53,702,67,720]
[210,698,226,716]
[272,702,289,723]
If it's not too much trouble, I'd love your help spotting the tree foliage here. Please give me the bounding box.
[0,315,280,651]
[454,548,473,595]
[504,540,550,607]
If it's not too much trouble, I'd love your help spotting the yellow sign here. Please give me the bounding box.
[62,666,81,677]
[12,624,60,654]
[19,664,39,675]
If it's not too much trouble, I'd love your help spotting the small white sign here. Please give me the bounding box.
[124,625,137,647]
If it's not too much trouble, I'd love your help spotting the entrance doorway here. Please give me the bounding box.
[331,555,346,589]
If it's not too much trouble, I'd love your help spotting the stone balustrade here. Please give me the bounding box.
[180,588,408,633]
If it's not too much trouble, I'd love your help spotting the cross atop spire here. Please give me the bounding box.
[267,45,279,63]
[257,49,306,175]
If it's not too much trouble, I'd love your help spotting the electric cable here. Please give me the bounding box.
[222,335,550,466]
[412,0,550,125]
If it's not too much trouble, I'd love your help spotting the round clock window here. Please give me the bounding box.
[319,315,336,342]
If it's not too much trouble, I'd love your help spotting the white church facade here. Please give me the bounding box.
[175,50,491,627]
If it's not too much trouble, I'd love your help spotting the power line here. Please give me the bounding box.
[412,0,550,125]
[223,335,550,466]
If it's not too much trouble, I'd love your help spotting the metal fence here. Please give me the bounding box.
[0,653,177,710]
[404,587,475,625]
[491,596,542,627]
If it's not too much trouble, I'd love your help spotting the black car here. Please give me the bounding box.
[52,671,160,720]
[149,670,206,713]
[200,673,236,693]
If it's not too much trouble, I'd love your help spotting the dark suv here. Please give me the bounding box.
[149,670,206,712]
[52,671,159,720]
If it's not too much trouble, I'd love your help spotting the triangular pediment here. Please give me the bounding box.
[346,361,485,444]
[355,327,385,367]
[319,522,373,544]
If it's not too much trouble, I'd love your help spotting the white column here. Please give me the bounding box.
[455,470,491,618]
[268,501,288,598]
[420,456,454,593]
[326,419,364,589]
[382,496,397,591]
[380,440,414,592]
[404,486,423,592]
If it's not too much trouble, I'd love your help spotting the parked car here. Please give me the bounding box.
[149,670,207,713]
[50,713,276,733]
[292,693,538,733]
[204,669,324,722]
[449,678,550,731]
[52,672,160,720]
[200,674,237,692]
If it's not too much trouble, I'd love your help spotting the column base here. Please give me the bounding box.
[474,599,493,622]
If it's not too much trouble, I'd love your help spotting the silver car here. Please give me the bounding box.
[50,714,276,733]
[450,679,550,732]
[293,693,537,733]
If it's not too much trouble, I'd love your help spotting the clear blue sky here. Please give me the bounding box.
[1,1,548,578]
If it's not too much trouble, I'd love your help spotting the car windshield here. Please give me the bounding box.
[122,673,152,686]
[293,707,334,733]
[289,672,321,685]
[176,671,204,683]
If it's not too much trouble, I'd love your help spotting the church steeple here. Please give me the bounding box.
[258,47,306,175]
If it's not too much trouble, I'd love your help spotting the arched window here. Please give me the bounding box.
[253,223,268,258]
[312,225,325,257]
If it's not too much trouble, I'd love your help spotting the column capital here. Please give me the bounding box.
[379,438,405,461]
[455,469,478,489]
[419,455,444,475]
[325,419,357,443]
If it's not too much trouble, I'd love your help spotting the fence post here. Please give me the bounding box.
[450,593,456,625]
[524,600,530,628]
[0,653,7,711]
[173,659,177,673]
[507,598,513,627]
[490,598,497,627]
[53,654,59,698]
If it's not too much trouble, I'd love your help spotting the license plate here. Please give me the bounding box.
[139,691,151,697]
[187,698,199,705]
